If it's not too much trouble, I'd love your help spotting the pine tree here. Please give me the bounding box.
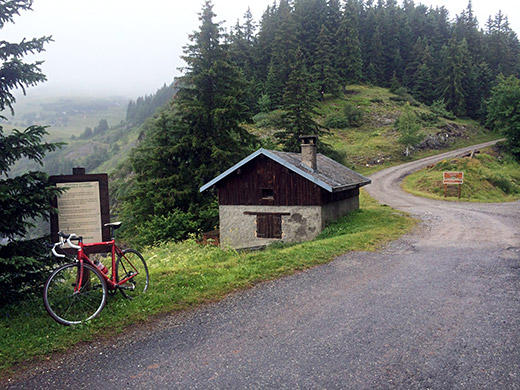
[437,38,471,117]
[122,0,256,241]
[453,1,482,63]
[337,0,363,83]
[313,24,341,98]
[413,63,435,104]
[0,0,65,303]
[228,8,257,77]
[276,51,326,152]
[484,11,520,77]
[266,0,299,107]
[0,1,60,239]
[361,9,385,85]
[255,4,277,82]
[396,103,425,157]
[486,75,520,159]
[293,0,328,69]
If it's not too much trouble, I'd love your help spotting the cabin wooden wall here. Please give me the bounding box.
[217,155,359,206]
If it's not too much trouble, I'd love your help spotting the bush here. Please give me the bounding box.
[252,109,285,128]
[343,102,364,127]
[132,209,200,248]
[0,237,67,304]
[430,100,456,120]
[486,175,520,194]
[324,113,350,129]
[324,102,364,129]
[417,111,439,125]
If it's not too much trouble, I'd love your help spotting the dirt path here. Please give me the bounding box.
[366,140,520,249]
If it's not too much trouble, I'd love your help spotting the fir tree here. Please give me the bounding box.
[266,0,299,107]
[122,0,256,241]
[0,0,61,239]
[484,11,520,77]
[276,51,330,153]
[294,0,328,69]
[396,103,425,157]
[486,75,520,159]
[313,24,341,98]
[337,0,363,83]
[0,0,65,303]
[437,38,471,117]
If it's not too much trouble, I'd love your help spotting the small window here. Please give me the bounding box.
[256,213,282,239]
[261,188,274,200]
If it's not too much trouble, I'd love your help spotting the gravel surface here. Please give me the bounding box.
[4,141,520,389]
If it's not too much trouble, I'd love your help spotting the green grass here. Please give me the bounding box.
[402,148,520,202]
[0,191,415,375]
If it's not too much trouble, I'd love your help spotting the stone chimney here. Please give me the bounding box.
[300,135,318,171]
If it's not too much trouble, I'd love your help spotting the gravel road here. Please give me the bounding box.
[4,141,520,389]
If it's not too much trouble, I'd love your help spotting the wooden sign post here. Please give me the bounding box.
[49,167,110,254]
[443,171,464,199]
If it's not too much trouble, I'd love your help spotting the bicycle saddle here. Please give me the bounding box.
[104,222,122,229]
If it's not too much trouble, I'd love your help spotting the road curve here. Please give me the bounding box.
[4,141,520,390]
[366,139,519,249]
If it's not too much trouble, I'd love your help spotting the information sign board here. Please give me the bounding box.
[49,168,110,253]
[443,171,464,184]
[56,181,102,243]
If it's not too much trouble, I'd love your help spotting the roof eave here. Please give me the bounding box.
[331,178,372,193]
[200,148,335,193]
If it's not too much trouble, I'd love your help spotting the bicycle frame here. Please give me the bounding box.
[69,237,140,292]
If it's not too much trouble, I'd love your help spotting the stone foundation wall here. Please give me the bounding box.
[321,196,359,228]
[219,205,322,249]
[219,195,360,249]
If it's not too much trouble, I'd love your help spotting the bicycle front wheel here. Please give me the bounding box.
[43,263,107,326]
[116,249,149,300]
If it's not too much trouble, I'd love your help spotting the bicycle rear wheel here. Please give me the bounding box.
[43,262,107,326]
[116,249,149,300]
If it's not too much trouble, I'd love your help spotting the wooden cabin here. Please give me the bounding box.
[200,136,371,249]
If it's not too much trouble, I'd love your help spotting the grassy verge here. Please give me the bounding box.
[402,147,520,202]
[0,191,415,374]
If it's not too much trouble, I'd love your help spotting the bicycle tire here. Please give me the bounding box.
[43,262,107,326]
[116,249,149,300]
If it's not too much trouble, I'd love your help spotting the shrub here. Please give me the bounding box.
[342,102,364,127]
[430,100,456,120]
[486,175,520,194]
[417,111,439,125]
[133,209,200,248]
[0,237,67,304]
[324,113,350,129]
[252,109,285,128]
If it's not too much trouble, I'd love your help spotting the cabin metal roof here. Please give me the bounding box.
[200,148,371,193]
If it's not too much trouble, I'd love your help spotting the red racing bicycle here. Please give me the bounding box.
[43,222,149,325]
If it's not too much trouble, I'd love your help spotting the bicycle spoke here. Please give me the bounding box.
[44,263,107,325]
[116,249,149,300]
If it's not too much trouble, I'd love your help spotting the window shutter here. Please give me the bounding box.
[257,214,282,239]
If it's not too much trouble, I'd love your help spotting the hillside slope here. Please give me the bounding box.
[250,85,498,175]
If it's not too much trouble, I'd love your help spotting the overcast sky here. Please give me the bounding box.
[3,0,519,100]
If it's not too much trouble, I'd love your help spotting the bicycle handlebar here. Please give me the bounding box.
[65,234,81,250]
[51,242,65,258]
[49,232,82,258]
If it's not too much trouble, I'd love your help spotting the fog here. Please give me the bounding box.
[3,0,519,101]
